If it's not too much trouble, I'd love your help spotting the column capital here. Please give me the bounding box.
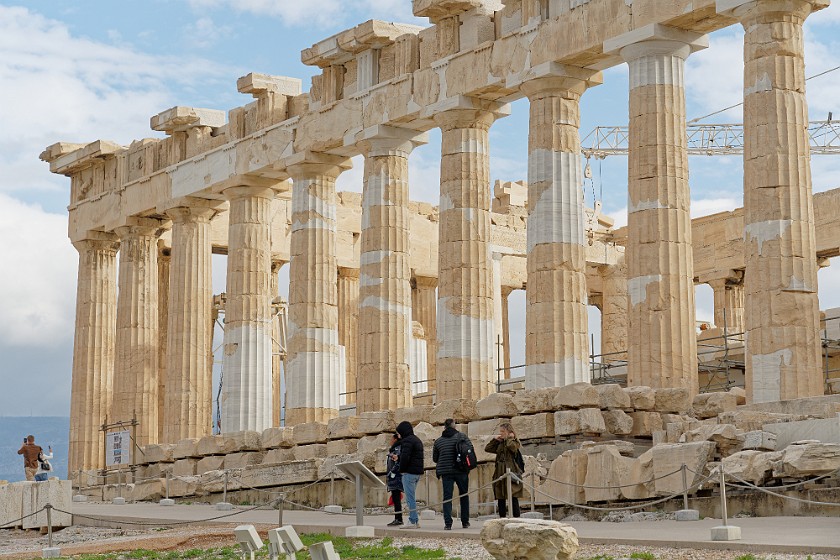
[72,231,120,253]
[337,266,360,279]
[114,217,169,239]
[716,0,828,21]
[222,185,277,202]
[425,96,510,130]
[164,205,218,224]
[699,269,745,287]
[285,151,351,179]
[354,125,429,158]
[604,23,708,62]
[514,62,603,97]
[411,274,438,289]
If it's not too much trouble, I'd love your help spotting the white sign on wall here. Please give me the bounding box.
[105,430,131,467]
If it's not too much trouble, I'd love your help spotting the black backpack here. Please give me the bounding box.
[454,435,478,472]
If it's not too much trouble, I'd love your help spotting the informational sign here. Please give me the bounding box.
[105,430,131,467]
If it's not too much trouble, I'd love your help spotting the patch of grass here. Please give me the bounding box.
[734,555,760,560]
[586,555,615,560]
[629,552,656,560]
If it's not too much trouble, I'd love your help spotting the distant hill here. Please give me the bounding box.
[0,417,69,482]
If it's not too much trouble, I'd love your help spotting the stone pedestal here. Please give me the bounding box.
[337,267,360,407]
[69,235,119,473]
[711,525,741,541]
[114,219,166,447]
[221,186,275,432]
[285,157,349,425]
[164,205,216,442]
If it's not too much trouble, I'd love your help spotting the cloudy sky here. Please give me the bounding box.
[1,1,839,416]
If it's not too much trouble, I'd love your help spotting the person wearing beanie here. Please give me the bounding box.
[433,418,472,530]
[395,420,424,528]
[386,433,404,526]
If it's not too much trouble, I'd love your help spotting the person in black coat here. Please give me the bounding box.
[432,418,471,530]
[396,420,424,528]
[386,433,404,526]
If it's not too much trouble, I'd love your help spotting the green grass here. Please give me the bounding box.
[734,555,760,560]
[629,552,656,560]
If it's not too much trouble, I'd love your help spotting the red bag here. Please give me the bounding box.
[388,494,394,506]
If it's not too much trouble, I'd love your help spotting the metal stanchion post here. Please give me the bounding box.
[42,503,60,557]
[521,471,544,519]
[160,472,174,506]
[530,472,535,511]
[278,494,285,526]
[215,470,233,510]
[421,471,435,520]
[112,469,125,505]
[72,470,86,503]
[682,464,689,511]
[505,468,513,519]
[324,470,342,513]
[710,466,741,541]
[675,464,699,521]
[720,467,728,526]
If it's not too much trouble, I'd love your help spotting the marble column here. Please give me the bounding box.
[521,71,599,389]
[356,131,424,413]
[221,186,275,433]
[157,243,170,444]
[285,157,349,425]
[708,277,745,333]
[492,253,506,382]
[164,205,216,441]
[69,234,119,473]
[611,29,706,394]
[411,275,438,393]
[600,257,629,362]
[434,107,502,402]
[113,219,165,447]
[337,266,359,407]
[725,0,825,402]
[271,260,286,426]
[501,286,513,378]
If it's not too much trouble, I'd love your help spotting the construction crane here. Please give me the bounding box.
[581,119,840,158]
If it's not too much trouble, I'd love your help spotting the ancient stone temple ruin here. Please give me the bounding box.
[42,0,840,498]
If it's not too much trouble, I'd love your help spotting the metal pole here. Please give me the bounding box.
[355,472,364,528]
[46,504,53,549]
[719,466,728,526]
[278,494,285,526]
[425,471,430,510]
[530,471,535,512]
[165,472,170,500]
[117,468,122,499]
[223,470,228,504]
[681,464,689,511]
[330,474,335,505]
[497,334,502,392]
[505,468,513,518]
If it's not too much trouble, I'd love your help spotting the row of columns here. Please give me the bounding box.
[68,0,826,473]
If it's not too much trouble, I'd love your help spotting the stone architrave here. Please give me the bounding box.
[720,0,827,402]
[355,126,427,413]
[69,234,119,473]
[520,66,601,389]
[221,186,276,433]
[607,25,707,394]
[164,204,216,442]
[113,219,167,447]
[285,156,350,425]
[434,101,508,402]
[411,275,438,392]
[337,267,359,406]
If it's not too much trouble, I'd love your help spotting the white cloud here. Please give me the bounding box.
[184,17,233,49]
[685,30,744,123]
[0,194,77,346]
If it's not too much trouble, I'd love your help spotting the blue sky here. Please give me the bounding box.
[1,1,839,416]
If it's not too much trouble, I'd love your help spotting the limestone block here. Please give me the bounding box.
[261,427,294,449]
[168,475,200,498]
[195,435,227,456]
[23,480,72,529]
[224,451,266,470]
[650,442,715,496]
[624,386,655,411]
[594,384,632,410]
[480,518,579,560]
[470,417,502,437]
[412,421,440,442]
[327,438,359,456]
[692,392,738,419]
[774,443,840,477]
[395,405,434,425]
[666,422,691,444]
[318,454,356,479]
[652,430,667,446]
[131,479,164,502]
[103,483,135,502]
[623,451,654,500]
[628,412,664,437]
[473,435,498,463]
[513,388,555,415]
[239,460,322,489]
[173,438,201,459]
[293,444,328,461]
[718,410,797,431]
[197,455,225,474]
[536,449,587,505]
[357,411,396,434]
[139,462,173,479]
[226,430,262,451]
[173,458,198,477]
[293,422,329,445]
[554,411,581,436]
[742,431,777,451]
[763,417,840,449]
[143,444,175,464]
[0,481,30,528]
[602,409,633,435]
[583,445,636,502]
[579,441,636,457]
[552,383,599,410]
[722,450,775,485]
[262,448,296,465]
[654,388,691,414]
[512,413,555,440]
[685,424,744,456]
[328,416,363,440]
[729,387,747,405]
[357,433,393,456]
[578,409,606,434]
[476,392,519,419]
[430,399,479,425]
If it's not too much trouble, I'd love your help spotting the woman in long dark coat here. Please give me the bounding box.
[484,421,524,518]
[386,433,404,526]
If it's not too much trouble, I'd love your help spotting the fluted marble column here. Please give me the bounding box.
[271,260,286,426]
[411,275,437,393]
[600,257,629,362]
[612,30,706,394]
[521,71,599,389]
[285,158,349,425]
[157,243,169,443]
[434,107,506,401]
[337,266,359,406]
[501,286,513,378]
[69,235,119,472]
[708,277,745,333]
[221,187,274,433]
[113,220,166,447]
[164,205,216,441]
[724,0,826,402]
[356,131,425,412]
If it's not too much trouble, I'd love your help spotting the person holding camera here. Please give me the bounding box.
[34,447,54,482]
[17,435,43,481]
[485,422,524,518]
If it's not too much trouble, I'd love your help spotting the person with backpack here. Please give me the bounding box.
[395,421,424,529]
[485,421,524,518]
[432,418,474,530]
[34,447,54,482]
[386,433,403,526]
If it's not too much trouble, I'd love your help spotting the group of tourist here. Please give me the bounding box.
[17,435,53,482]
[385,419,524,530]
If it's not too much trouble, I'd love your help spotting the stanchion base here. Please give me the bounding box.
[112,497,126,505]
[215,502,233,511]
[675,509,700,521]
[72,495,87,503]
[522,512,545,520]
[159,498,175,506]
[420,509,436,520]
[324,505,342,513]
[711,525,741,541]
[346,525,375,537]
[41,547,61,558]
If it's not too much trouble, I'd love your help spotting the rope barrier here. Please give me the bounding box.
[539,465,685,490]
[51,501,275,527]
[0,505,48,528]
[722,471,840,508]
